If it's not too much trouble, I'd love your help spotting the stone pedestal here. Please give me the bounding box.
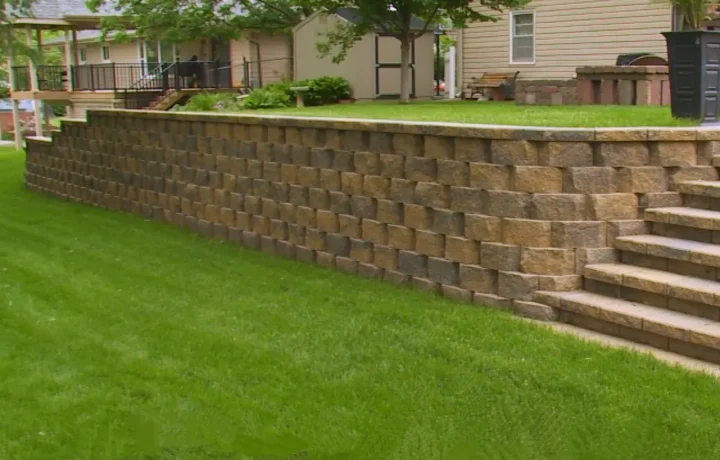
[576,65,669,106]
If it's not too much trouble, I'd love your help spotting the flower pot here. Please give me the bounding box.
[663,30,720,123]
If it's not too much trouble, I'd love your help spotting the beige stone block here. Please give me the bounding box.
[531,193,586,221]
[521,247,576,275]
[459,264,498,293]
[563,167,617,194]
[503,218,552,247]
[498,271,539,300]
[552,221,606,248]
[491,140,538,165]
[650,142,697,166]
[469,163,510,190]
[445,236,480,264]
[485,191,530,218]
[480,242,521,271]
[538,142,593,167]
[465,214,502,242]
[538,275,583,291]
[617,167,667,193]
[606,220,650,246]
[588,194,638,220]
[596,142,649,166]
[513,166,562,193]
[512,300,559,322]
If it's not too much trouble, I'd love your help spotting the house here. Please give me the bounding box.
[7,0,292,147]
[458,0,675,103]
[293,8,436,100]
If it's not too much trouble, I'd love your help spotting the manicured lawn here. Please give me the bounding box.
[257,100,696,128]
[4,146,720,459]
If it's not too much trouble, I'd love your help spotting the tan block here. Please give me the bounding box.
[498,271,539,300]
[606,220,650,246]
[538,142,593,167]
[531,194,586,221]
[445,236,480,264]
[305,228,327,251]
[588,194,638,220]
[552,221,606,248]
[319,169,341,191]
[339,214,361,238]
[563,167,617,194]
[465,214,502,242]
[354,152,381,175]
[669,166,719,189]
[521,248,576,275]
[424,135,454,159]
[473,292,513,309]
[376,199,403,225]
[485,191,530,218]
[537,274,583,291]
[441,285,473,302]
[459,264,498,293]
[576,248,618,272]
[449,187,485,214]
[296,166,319,188]
[480,242,521,271]
[350,239,374,263]
[650,142,697,166]
[512,300,558,322]
[596,142,649,166]
[390,178,416,203]
[393,133,424,156]
[437,160,469,186]
[455,137,489,162]
[404,204,433,230]
[513,166,562,193]
[362,219,388,245]
[415,230,445,257]
[316,210,339,233]
[340,172,364,195]
[503,218,552,247]
[374,245,399,270]
[469,163,510,190]
[617,167,667,193]
[491,140,538,165]
[296,206,317,228]
[388,225,415,250]
[363,175,391,199]
[411,276,441,293]
[336,257,358,274]
[415,182,449,209]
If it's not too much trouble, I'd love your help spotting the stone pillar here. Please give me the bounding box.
[599,79,617,105]
[64,30,74,91]
[577,79,594,105]
[26,27,44,137]
[6,31,22,150]
[618,80,635,105]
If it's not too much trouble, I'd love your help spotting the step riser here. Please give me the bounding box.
[652,222,720,244]
[619,251,720,281]
[584,278,720,321]
[684,194,720,211]
[557,310,720,365]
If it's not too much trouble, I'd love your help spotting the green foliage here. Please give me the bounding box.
[178,92,243,112]
[242,86,292,109]
[304,76,352,106]
[47,101,66,117]
[658,0,718,29]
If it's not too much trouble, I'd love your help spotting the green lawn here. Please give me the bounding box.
[256,100,696,128]
[4,146,720,459]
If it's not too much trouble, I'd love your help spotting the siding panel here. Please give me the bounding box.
[461,0,672,87]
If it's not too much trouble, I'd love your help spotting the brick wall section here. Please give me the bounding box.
[23,110,720,319]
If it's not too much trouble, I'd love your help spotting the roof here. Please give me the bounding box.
[335,7,432,31]
[23,0,115,19]
[43,30,132,45]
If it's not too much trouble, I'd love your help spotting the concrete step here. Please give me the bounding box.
[713,155,720,167]
[645,207,720,230]
[584,263,720,308]
[535,290,720,363]
[616,234,720,268]
[678,180,720,199]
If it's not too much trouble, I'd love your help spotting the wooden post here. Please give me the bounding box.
[26,27,44,137]
[64,30,74,91]
[7,30,23,150]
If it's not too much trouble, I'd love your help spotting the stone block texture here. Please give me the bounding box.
[23,111,712,310]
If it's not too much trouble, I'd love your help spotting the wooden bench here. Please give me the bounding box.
[467,72,520,101]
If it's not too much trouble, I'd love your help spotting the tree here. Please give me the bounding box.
[0,1,35,63]
[88,0,318,43]
[316,0,529,103]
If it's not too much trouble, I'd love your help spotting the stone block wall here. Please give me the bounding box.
[24,110,720,318]
[515,80,577,106]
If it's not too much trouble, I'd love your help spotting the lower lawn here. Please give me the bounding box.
[4,146,720,459]
[256,100,696,128]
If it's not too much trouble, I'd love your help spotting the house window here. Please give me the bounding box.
[101,45,111,62]
[510,11,535,64]
[79,47,87,64]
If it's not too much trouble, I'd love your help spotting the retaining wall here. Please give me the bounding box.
[24,110,720,318]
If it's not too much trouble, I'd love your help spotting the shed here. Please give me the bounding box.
[293,8,435,100]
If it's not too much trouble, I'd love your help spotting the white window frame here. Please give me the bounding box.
[509,10,536,65]
[79,46,88,64]
[101,44,111,63]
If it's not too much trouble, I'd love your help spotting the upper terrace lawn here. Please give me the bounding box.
[3,145,720,459]
[257,100,697,128]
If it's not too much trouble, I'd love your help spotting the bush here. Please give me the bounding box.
[304,76,352,106]
[242,86,292,110]
[179,92,241,112]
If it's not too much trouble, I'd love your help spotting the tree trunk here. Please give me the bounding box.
[399,36,411,104]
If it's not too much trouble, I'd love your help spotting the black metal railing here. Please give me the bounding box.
[37,65,68,90]
[72,63,149,91]
[11,66,31,91]
[124,61,232,109]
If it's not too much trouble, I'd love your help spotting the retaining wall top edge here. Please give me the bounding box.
[87,109,720,141]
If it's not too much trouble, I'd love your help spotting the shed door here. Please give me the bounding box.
[375,35,415,99]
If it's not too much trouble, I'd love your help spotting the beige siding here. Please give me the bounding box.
[230,34,292,87]
[294,13,434,100]
[461,0,672,88]
[230,38,250,86]
[79,42,138,65]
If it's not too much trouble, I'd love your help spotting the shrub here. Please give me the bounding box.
[179,92,241,112]
[242,86,292,110]
[304,76,352,106]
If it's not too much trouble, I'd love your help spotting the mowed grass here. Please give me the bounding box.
[257,100,696,128]
[3,146,720,460]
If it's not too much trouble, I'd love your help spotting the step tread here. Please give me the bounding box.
[585,263,720,306]
[645,206,720,230]
[678,180,720,198]
[536,290,720,348]
[615,234,720,266]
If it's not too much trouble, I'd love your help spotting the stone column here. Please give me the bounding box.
[26,27,44,137]
[7,31,23,150]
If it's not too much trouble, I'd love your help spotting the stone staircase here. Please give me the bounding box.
[537,178,720,364]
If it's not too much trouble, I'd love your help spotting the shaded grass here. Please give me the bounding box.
[2,147,720,459]
[255,100,696,128]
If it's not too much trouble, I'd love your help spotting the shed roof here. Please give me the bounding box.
[335,7,431,31]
